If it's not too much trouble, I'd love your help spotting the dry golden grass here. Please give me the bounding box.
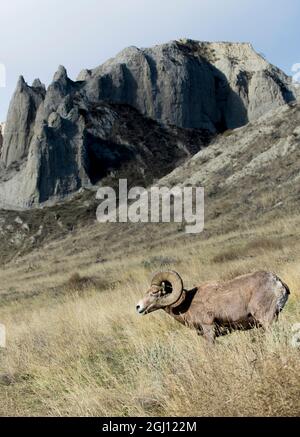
[0,214,299,416]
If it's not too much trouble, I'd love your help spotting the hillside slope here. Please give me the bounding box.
[161,101,300,225]
[0,102,299,265]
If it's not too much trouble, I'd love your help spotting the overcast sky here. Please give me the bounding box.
[0,0,299,121]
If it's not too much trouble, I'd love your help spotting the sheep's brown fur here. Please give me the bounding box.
[136,270,290,343]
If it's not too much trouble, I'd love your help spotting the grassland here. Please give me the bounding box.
[0,211,299,416]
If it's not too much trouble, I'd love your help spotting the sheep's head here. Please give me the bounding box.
[136,271,183,315]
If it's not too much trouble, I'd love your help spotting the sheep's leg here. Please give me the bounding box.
[251,309,277,332]
[249,300,278,331]
[201,324,215,344]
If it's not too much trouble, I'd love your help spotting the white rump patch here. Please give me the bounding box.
[273,278,289,312]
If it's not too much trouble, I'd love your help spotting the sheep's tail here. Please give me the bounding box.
[274,274,290,314]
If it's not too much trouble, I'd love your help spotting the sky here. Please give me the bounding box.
[0,0,299,121]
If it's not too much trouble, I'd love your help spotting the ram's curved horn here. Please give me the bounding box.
[151,271,183,306]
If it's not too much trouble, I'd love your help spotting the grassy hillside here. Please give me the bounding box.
[0,102,299,416]
[0,213,299,416]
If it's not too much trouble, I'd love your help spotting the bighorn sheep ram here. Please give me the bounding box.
[136,270,290,342]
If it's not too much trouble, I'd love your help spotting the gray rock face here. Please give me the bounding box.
[294,84,300,101]
[1,76,45,167]
[0,40,296,209]
[0,67,211,208]
[79,40,295,131]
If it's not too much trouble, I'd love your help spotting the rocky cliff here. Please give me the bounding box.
[1,77,46,168]
[0,40,296,209]
[78,40,295,130]
[0,66,211,208]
